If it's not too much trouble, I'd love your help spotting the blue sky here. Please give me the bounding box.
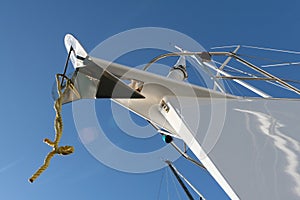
[1,0,300,199]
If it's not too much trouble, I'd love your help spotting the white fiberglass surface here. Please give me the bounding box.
[176,98,300,199]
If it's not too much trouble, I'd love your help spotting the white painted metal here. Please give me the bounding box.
[64,34,88,68]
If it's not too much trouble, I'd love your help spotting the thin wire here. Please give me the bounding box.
[216,76,300,84]
[166,167,170,200]
[211,47,300,95]
[223,68,295,93]
[220,71,254,96]
[210,45,240,49]
[236,47,300,68]
[189,58,215,89]
[236,53,284,63]
[237,53,300,68]
[223,68,259,76]
[266,79,295,91]
[242,45,300,55]
[213,60,259,77]
[156,168,166,200]
[213,45,300,69]
[213,60,299,93]
[171,164,206,200]
[212,45,300,55]
[219,74,244,96]
[168,166,184,200]
[188,58,209,85]
[261,62,300,68]
[170,142,206,170]
[187,56,226,93]
[223,79,235,95]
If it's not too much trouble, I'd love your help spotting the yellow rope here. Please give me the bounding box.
[29,74,77,183]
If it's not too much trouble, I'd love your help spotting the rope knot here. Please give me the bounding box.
[56,146,74,155]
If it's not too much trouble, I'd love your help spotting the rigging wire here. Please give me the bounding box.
[166,160,194,200]
[212,44,300,68]
[214,60,277,79]
[147,120,206,170]
[237,53,300,68]
[242,45,300,55]
[211,44,300,55]
[168,165,184,200]
[170,142,206,170]
[231,54,300,94]
[223,78,236,96]
[236,53,284,64]
[166,166,170,200]
[156,168,166,200]
[142,47,300,95]
[213,60,299,94]
[213,60,260,95]
[171,163,206,200]
[187,56,222,91]
[210,45,241,49]
[216,76,300,85]
[188,55,226,93]
[214,60,271,95]
[261,62,300,68]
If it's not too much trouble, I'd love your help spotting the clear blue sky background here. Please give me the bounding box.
[1,0,300,199]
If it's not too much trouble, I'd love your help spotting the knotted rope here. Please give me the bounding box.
[29,74,78,183]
